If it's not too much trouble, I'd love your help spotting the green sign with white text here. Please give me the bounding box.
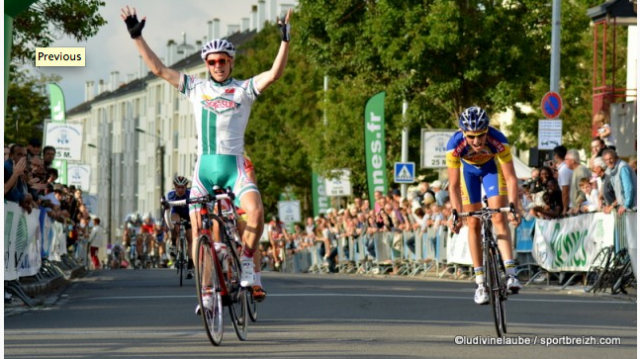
[364,92,387,208]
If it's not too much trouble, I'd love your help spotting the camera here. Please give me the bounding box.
[543,160,554,168]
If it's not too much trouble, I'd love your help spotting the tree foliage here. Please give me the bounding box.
[11,0,107,64]
[5,66,61,145]
[231,0,629,213]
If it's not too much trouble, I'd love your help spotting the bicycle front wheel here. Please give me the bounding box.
[486,246,506,337]
[195,235,224,346]
[227,247,249,340]
[584,246,610,293]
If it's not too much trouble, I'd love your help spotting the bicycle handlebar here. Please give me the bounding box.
[160,186,235,230]
[452,203,517,227]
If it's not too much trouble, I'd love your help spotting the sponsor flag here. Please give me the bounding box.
[312,172,330,216]
[48,83,67,184]
[364,92,388,209]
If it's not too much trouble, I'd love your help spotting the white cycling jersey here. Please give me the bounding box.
[178,74,260,156]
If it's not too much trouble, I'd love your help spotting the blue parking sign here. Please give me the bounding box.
[394,162,415,183]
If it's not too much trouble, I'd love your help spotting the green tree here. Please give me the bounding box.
[6,0,107,145]
[295,0,610,175]
[11,0,107,64]
[5,66,61,144]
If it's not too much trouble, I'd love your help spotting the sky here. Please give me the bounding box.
[32,0,295,110]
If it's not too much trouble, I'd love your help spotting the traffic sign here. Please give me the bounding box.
[394,162,415,183]
[541,91,563,119]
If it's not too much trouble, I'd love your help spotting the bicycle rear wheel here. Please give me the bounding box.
[195,235,224,346]
[611,260,633,294]
[486,246,506,337]
[226,246,249,340]
[584,246,611,293]
[248,292,258,322]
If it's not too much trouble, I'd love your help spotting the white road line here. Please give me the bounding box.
[80,293,635,305]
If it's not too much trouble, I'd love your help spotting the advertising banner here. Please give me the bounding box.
[364,92,388,207]
[533,213,614,272]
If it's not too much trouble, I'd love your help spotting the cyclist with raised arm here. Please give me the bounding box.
[121,6,291,311]
[446,106,522,305]
[166,175,194,278]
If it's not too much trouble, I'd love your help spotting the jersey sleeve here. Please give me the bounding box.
[486,127,512,164]
[178,73,204,101]
[445,131,465,169]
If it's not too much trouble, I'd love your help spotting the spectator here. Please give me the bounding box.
[565,149,591,212]
[528,168,544,194]
[46,167,59,184]
[629,156,637,173]
[4,144,29,205]
[88,217,107,269]
[553,145,573,214]
[578,178,600,213]
[590,137,607,160]
[26,137,42,158]
[4,145,9,162]
[529,166,553,208]
[432,180,449,207]
[42,146,56,170]
[603,149,637,215]
[415,179,435,205]
[591,156,616,212]
[531,178,563,219]
[593,111,616,147]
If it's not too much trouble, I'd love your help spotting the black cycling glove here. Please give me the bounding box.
[124,14,146,39]
[278,17,290,42]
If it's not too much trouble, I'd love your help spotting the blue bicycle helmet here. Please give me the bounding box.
[458,106,489,132]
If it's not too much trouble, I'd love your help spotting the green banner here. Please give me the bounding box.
[48,83,67,184]
[364,92,387,209]
[311,172,329,217]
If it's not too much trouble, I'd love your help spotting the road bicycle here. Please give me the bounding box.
[162,186,249,346]
[585,246,636,294]
[173,219,190,287]
[453,199,517,337]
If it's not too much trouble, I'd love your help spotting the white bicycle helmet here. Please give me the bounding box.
[201,39,236,60]
[459,106,489,132]
[173,175,189,186]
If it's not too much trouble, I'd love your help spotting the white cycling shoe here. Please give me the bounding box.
[475,285,490,305]
[507,276,522,294]
[195,294,214,316]
[240,259,255,287]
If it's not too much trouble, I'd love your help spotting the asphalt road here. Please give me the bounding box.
[4,269,637,359]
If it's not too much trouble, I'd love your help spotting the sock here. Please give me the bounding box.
[188,258,194,270]
[474,266,485,285]
[254,271,262,287]
[504,259,516,277]
[242,246,254,260]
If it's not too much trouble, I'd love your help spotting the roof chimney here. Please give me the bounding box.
[213,18,220,39]
[85,81,94,102]
[252,5,258,31]
[227,24,240,35]
[258,0,266,32]
[270,0,278,23]
[167,39,176,66]
[110,71,120,91]
[242,17,250,32]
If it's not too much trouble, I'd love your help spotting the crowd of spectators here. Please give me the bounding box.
[263,143,636,273]
[523,142,636,219]
[4,138,103,266]
[261,179,452,273]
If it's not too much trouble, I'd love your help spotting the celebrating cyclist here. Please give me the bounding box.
[121,6,291,309]
[446,106,522,305]
[166,175,194,278]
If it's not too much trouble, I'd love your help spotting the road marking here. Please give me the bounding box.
[81,292,634,305]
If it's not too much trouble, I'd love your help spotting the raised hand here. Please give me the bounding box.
[120,6,146,39]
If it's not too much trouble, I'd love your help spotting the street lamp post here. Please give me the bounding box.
[88,143,112,244]
[135,128,165,218]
